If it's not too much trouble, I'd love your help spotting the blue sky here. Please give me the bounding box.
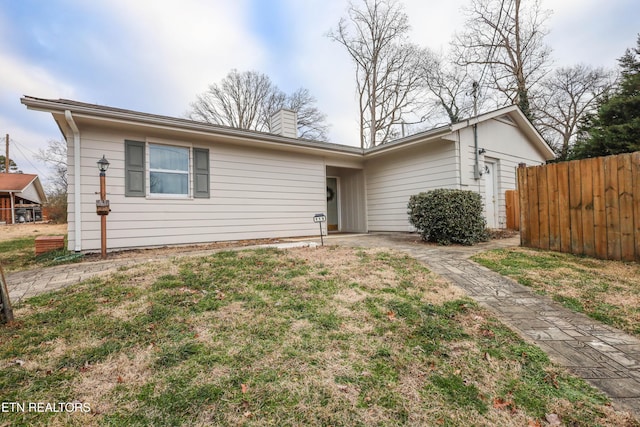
[1,0,638,183]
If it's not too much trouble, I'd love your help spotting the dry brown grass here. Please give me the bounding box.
[0,223,67,241]
[74,346,155,415]
[1,245,636,426]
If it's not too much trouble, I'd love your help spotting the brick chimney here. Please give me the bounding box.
[270,109,297,138]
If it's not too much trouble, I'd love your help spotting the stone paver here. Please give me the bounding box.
[5,232,640,417]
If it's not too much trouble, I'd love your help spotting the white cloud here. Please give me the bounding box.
[280,0,360,146]
[0,10,76,102]
[404,0,466,51]
[0,31,76,182]
[0,116,58,180]
[90,0,267,116]
[544,0,638,68]
[0,53,76,100]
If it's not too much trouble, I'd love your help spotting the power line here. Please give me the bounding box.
[9,138,48,177]
[474,0,512,107]
[10,138,40,157]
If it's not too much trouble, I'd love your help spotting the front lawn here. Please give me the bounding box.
[0,246,635,426]
[473,247,640,336]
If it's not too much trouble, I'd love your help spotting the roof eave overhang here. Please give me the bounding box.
[363,127,454,159]
[21,97,364,159]
[22,97,555,163]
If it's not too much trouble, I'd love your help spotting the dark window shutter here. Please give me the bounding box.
[193,148,210,198]
[125,140,145,197]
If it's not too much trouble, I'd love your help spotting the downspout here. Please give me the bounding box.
[473,123,481,180]
[472,81,481,180]
[65,110,82,252]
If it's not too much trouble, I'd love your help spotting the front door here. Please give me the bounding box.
[326,177,339,231]
[484,162,498,228]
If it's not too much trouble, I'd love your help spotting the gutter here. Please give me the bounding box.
[363,126,453,158]
[64,110,82,252]
[473,123,481,180]
[21,97,363,157]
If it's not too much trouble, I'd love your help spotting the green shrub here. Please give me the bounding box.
[407,189,488,245]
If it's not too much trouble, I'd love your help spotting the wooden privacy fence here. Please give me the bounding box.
[505,190,520,230]
[517,151,640,262]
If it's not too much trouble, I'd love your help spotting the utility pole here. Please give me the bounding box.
[5,134,8,173]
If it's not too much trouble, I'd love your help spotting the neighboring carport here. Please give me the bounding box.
[0,174,47,224]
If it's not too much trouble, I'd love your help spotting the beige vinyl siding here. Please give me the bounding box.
[68,128,326,251]
[458,119,548,228]
[326,166,367,232]
[365,140,458,231]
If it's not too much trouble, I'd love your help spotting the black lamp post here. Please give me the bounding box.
[97,155,110,259]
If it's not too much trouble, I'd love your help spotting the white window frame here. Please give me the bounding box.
[147,141,192,199]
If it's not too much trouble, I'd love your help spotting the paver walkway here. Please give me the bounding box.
[5,233,640,417]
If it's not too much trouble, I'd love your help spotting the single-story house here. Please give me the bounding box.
[21,96,554,252]
[0,173,47,224]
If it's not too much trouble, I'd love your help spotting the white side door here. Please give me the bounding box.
[484,162,498,228]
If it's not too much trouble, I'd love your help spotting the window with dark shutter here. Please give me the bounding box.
[125,140,146,197]
[193,148,210,198]
[149,144,189,195]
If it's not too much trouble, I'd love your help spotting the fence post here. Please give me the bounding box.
[517,163,529,246]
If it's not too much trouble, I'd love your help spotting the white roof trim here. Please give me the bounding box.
[21,97,555,161]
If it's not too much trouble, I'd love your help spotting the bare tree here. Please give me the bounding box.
[285,88,330,140]
[189,69,329,140]
[35,139,67,194]
[453,0,552,119]
[420,51,477,125]
[329,0,425,148]
[190,69,273,130]
[34,139,68,223]
[535,65,616,160]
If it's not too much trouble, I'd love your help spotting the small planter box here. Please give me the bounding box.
[35,236,65,256]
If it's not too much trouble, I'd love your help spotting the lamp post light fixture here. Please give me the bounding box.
[96,155,110,259]
[97,155,110,174]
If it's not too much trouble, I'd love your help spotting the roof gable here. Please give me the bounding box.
[0,173,38,192]
[364,105,555,160]
[0,173,47,204]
